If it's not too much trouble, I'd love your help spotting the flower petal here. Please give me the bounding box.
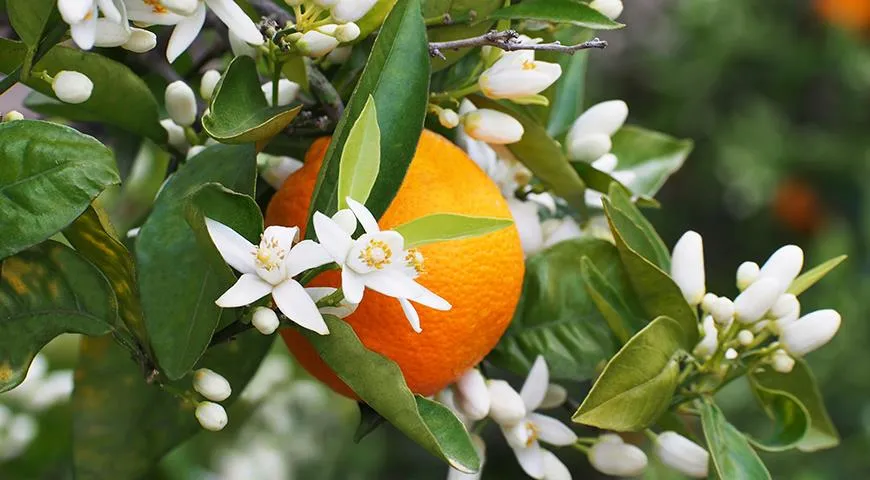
[332,209,358,235]
[215,273,271,307]
[272,280,329,334]
[346,231,405,274]
[409,281,451,311]
[204,0,264,45]
[398,298,422,333]
[341,268,366,304]
[70,9,98,50]
[313,211,353,263]
[58,0,92,24]
[205,217,256,274]
[364,268,426,299]
[511,442,545,479]
[520,356,549,411]
[285,240,333,277]
[528,413,577,446]
[345,197,380,233]
[97,0,122,23]
[263,224,300,250]
[166,2,205,62]
[125,0,185,25]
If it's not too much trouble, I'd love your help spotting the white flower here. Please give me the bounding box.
[305,286,359,318]
[123,27,157,52]
[736,261,760,290]
[325,45,352,64]
[296,30,340,57]
[710,296,734,325]
[160,118,187,150]
[584,154,638,207]
[251,306,280,334]
[770,349,795,373]
[195,401,228,431]
[541,215,583,250]
[733,277,780,324]
[452,369,490,421]
[461,109,524,144]
[93,19,132,47]
[508,198,544,255]
[566,100,628,160]
[758,245,804,296]
[479,50,562,101]
[331,0,377,23]
[58,0,123,49]
[541,450,571,480]
[165,80,197,126]
[670,231,706,306]
[588,434,648,477]
[538,384,567,410]
[193,368,232,401]
[200,69,221,100]
[261,79,300,107]
[438,108,460,129]
[655,431,709,478]
[780,309,841,356]
[589,0,623,20]
[499,357,577,479]
[334,22,361,42]
[52,70,93,104]
[0,414,37,460]
[205,218,333,335]
[257,153,303,190]
[486,380,526,426]
[700,292,718,313]
[447,434,486,480]
[228,28,258,57]
[312,197,451,332]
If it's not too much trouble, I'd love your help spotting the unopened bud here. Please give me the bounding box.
[538,383,568,409]
[589,0,624,20]
[589,435,648,477]
[568,100,629,140]
[186,145,206,159]
[780,309,841,356]
[567,133,611,162]
[769,293,799,319]
[591,153,618,173]
[670,231,706,306]
[261,79,300,107]
[193,368,232,401]
[200,69,221,101]
[52,70,93,104]
[737,329,754,346]
[438,108,460,129]
[123,27,158,53]
[334,22,361,42]
[700,293,718,313]
[3,110,24,122]
[195,401,228,431]
[758,245,803,295]
[711,297,734,325]
[734,277,781,324]
[258,153,303,190]
[736,261,760,290]
[296,30,339,58]
[331,0,378,23]
[771,349,795,373]
[252,307,280,335]
[160,119,187,150]
[656,431,709,479]
[325,45,352,64]
[461,109,524,144]
[453,369,490,421]
[486,380,526,426]
[724,348,738,360]
[165,80,197,126]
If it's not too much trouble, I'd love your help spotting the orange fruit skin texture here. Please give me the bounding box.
[266,130,525,398]
[815,0,870,31]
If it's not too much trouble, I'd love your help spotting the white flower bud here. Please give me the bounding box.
[772,308,800,334]
[334,22,361,42]
[567,99,628,141]
[656,431,710,479]
[195,401,228,431]
[331,0,378,23]
[438,108,460,129]
[724,348,738,360]
[252,307,280,335]
[193,368,232,401]
[229,29,257,57]
[199,70,222,101]
[736,261,760,290]
[711,296,734,325]
[325,45,352,64]
[538,383,568,409]
[261,79,300,107]
[700,293,718,313]
[162,0,197,15]
[780,309,841,357]
[758,245,803,295]
[670,231,706,306]
[317,24,339,36]
[296,30,340,58]
[52,70,93,104]
[590,0,624,20]
[567,133,612,162]
[165,80,197,126]
[453,369,490,421]
[770,293,799,319]
[591,152,618,173]
[123,28,158,53]
[258,153,303,190]
[589,437,649,477]
[542,449,572,480]
[737,329,754,346]
[693,332,718,359]
[734,277,781,324]
[771,349,795,373]
[461,109,524,144]
[3,110,24,122]
[479,55,562,100]
[186,145,206,159]
[486,380,526,426]
[160,119,187,150]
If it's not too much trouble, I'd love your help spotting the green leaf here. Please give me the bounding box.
[0,119,120,260]
[547,47,589,138]
[787,255,847,296]
[488,238,625,381]
[299,315,480,473]
[0,241,116,392]
[136,145,258,379]
[607,182,671,269]
[337,95,381,209]
[425,0,503,72]
[699,399,772,480]
[746,374,811,452]
[489,0,624,30]
[281,54,309,92]
[106,139,170,233]
[0,39,166,142]
[394,213,513,248]
[306,0,429,227]
[202,56,303,144]
[471,95,588,212]
[609,126,694,199]
[356,0,398,40]
[580,256,646,343]
[7,0,57,47]
[354,402,387,442]
[72,330,272,480]
[572,316,684,431]
[749,360,839,451]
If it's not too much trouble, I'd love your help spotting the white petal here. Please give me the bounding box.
[166,2,205,62]
[541,449,572,480]
[512,442,545,479]
[204,0,263,45]
[272,280,329,335]
[262,224,299,250]
[520,356,549,411]
[313,212,353,263]
[126,0,185,25]
[205,217,256,274]
[346,197,380,233]
[58,0,92,24]
[70,9,98,50]
[528,413,577,446]
[346,231,405,274]
[332,209,358,235]
[96,0,122,22]
[93,18,131,47]
[408,281,451,311]
[215,273,272,307]
[398,298,422,333]
[285,240,332,277]
[341,268,366,304]
[364,268,426,299]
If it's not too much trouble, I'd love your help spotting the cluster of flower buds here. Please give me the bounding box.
[586,428,709,478]
[279,0,376,58]
[192,368,232,431]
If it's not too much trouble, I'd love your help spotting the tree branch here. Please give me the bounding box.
[428,30,607,60]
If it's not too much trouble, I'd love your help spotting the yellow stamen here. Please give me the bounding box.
[360,239,392,269]
[525,421,539,447]
[521,60,537,71]
[144,0,168,14]
[405,249,425,275]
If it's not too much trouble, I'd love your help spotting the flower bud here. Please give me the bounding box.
[780,309,841,356]
[123,28,158,53]
[538,383,568,409]
[758,245,803,294]
[199,70,221,102]
[772,308,800,334]
[734,277,781,324]
[258,153,303,190]
[453,369,490,421]
[186,145,206,159]
[3,110,24,122]
[589,436,649,477]
[195,401,228,431]
[736,261,760,290]
[670,231,706,306]
[334,22,361,42]
[52,70,93,104]
[711,296,734,325]
[461,109,524,144]
[325,45,352,64]
[331,0,378,23]
[542,449,572,480]
[261,79,300,107]
[693,332,717,359]
[438,108,460,129]
[770,293,799,319]
[296,30,340,57]
[591,152,618,173]
[737,329,754,346]
[252,307,280,335]
[193,368,232,401]
[567,133,612,162]
[229,30,257,57]
[317,24,339,36]
[479,56,562,100]
[160,119,187,150]
[771,349,795,373]
[700,293,718,313]
[567,100,628,140]
[656,431,710,478]
[165,80,197,126]
[590,0,624,20]
[486,379,526,426]
[724,348,738,360]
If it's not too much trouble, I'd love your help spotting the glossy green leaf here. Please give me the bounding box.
[571,160,626,197]
[0,120,120,260]
[107,140,170,233]
[700,399,772,480]
[472,95,587,211]
[426,0,503,72]
[581,256,646,343]
[489,0,624,29]
[136,145,258,380]
[337,95,381,209]
[749,360,839,451]
[72,330,272,480]
[788,255,847,296]
[572,316,684,431]
[747,374,811,452]
[281,54,309,92]
[356,0,398,39]
[0,241,116,392]
[0,39,166,142]
[202,56,303,144]
[354,402,387,442]
[609,126,694,199]
[300,315,480,473]
[607,182,671,269]
[394,213,513,248]
[547,48,589,138]
[489,238,626,381]
[8,0,56,47]
[307,0,429,227]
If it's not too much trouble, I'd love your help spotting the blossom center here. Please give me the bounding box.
[521,60,537,71]
[254,235,286,271]
[359,239,392,269]
[143,0,168,13]
[524,421,539,447]
[404,249,425,275]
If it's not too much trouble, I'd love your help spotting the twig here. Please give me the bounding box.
[428,30,607,60]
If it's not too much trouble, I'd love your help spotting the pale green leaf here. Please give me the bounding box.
[338,95,381,209]
[394,213,513,248]
[788,255,847,296]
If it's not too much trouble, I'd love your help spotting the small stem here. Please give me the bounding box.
[428,30,608,60]
[315,288,344,308]
[272,60,284,107]
[209,319,255,347]
[430,84,481,103]
[575,437,598,445]
[643,429,658,443]
[571,443,590,454]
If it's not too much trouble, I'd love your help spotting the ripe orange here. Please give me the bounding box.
[815,0,870,31]
[266,130,524,397]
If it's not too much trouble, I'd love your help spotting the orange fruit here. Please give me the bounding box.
[815,0,870,31]
[266,130,524,397]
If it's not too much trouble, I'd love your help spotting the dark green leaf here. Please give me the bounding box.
[700,399,772,480]
[300,315,481,472]
[354,402,387,442]
[488,0,624,30]
[746,374,810,452]
[203,56,303,144]
[787,255,847,297]
[0,241,116,392]
[607,182,670,269]
[547,47,589,139]
[580,256,646,343]
[394,213,513,248]
[0,119,120,259]
[609,126,693,199]
[337,95,380,208]
[8,0,56,47]
[572,316,684,431]
[106,140,170,233]
[356,0,398,39]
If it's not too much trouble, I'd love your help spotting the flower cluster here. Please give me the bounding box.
[192,368,232,431]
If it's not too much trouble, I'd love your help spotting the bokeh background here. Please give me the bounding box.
[2,0,869,477]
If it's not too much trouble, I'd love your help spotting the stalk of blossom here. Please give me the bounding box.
[331,0,378,22]
[165,80,197,126]
[655,431,710,478]
[296,30,340,57]
[733,277,781,324]
[195,401,228,431]
[478,51,562,100]
[52,71,93,104]
[758,245,804,296]
[305,287,359,319]
[200,70,222,101]
[588,434,649,477]
[453,369,490,421]
[193,368,232,402]
[590,0,624,20]
[670,231,706,306]
[261,79,300,107]
[204,219,333,335]
[780,309,841,356]
[460,109,524,144]
[123,28,158,53]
